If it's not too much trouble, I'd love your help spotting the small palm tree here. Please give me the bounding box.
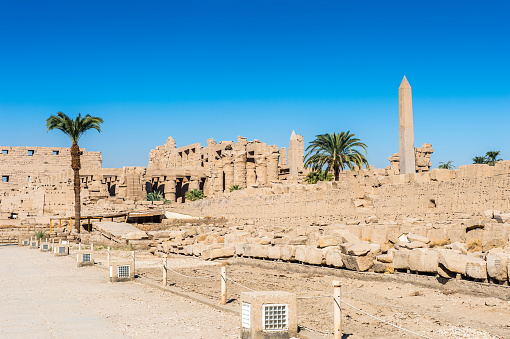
[46,112,103,233]
[304,132,368,181]
[472,156,487,164]
[485,151,502,166]
[305,170,334,184]
[438,161,455,170]
[185,189,205,202]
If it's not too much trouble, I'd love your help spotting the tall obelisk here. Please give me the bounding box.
[399,76,415,174]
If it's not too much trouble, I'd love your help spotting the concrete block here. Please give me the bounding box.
[110,261,135,282]
[240,291,297,339]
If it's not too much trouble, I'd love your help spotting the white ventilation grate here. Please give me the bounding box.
[242,303,251,329]
[263,304,288,331]
[31,242,38,247]
[23,240,28,245]
[117,265,130,278]
[58,246,66,254]
[82,253,91,263]
[42,244,49,250]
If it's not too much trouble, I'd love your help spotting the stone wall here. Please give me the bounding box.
[173,162,510,226]
[0,146,102,191]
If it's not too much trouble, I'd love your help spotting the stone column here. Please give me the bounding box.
[267,153,279,183]
[234,155,247,188]
[279,147,287,166]
[223,161,234,191]
[163,178,176,202]
[246,161,256,187]
[255,156,267,185]
[399,76,416,174]
[190,178,200,190]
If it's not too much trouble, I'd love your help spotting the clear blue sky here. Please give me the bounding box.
[1,1,508,169]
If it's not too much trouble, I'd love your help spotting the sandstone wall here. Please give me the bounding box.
[173,162,510,226]
[0,146,102,191]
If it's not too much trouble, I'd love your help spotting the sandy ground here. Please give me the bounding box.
[3,244,510,339]
[90,249,510,339]
[0,245,240,339]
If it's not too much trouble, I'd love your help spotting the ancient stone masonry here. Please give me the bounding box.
[288,130,304,179]
[0,146,102,191]
[147,134,304,201]
[398,76,416,174]
[388,143,434,175]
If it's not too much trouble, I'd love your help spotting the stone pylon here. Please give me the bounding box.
[399,76,416,174]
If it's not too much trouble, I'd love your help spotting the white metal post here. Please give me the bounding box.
[221,266,227,305]
[333,280,342,339]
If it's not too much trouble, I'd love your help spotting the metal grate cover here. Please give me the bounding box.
[31,242,37,247]
[58,246,66,254]
[82,253,91,263]
[117,265,130,278]
[23,240,29,245]
[263,304,288,331]
[42,244,49,250]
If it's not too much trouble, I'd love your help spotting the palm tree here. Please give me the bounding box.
[304,132,368,181]
[472,156,487,164]
[485,151,502,166]
[46,112,103,233]
[438,161,455,170]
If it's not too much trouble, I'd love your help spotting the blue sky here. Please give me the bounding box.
[0,1,508,169]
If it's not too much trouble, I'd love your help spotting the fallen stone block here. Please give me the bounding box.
[210,247,235,260]
[409,248,438,273]
[465,257,487,280]
[347,243,371,256]
[393,250,410,270]
[368,243,382,255]
[376,254,393,263]
[486,250,509,282]
[342,253,375,272]
[325,249,343,267]
[407,234,430,244]
[267,245,282,260]
[295,246,307,262]
[405,241,428,249]
[318,237,339,248]
[438,251,468,275]
[450,241,468,254]
[373,261,393,274]
[280,245,297,261]
[289,237,308,245]
[339,242,354,254]
[304,247,325,265]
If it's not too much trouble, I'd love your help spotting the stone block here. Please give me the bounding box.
[438,252,468,275]
[465,257,487,280]
[373,261,393,274]
[370,227,388,245]
[267,245,281,260]
[347,243,371,256]
[406,234,430,244]
[210,247,235,260]
[342,253,375,272]
[393,250,410,270]
[376,254,393,263]
[325,249,343,267]
[280,245,297,261]
[318,236,339,248]
[304,247,325,265]
[486,250,509,281]
[295,246,306,262]
[409,248,438,273]
[406,241,428,249]
[450,242,468,254]
[288,237,308,245]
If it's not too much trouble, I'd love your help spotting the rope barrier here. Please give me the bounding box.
[225,276,256,291]
[297,295,332,299]
[165,266,217,279]
[338,298,433,339]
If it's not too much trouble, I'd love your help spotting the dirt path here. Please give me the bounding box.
[0,245,240,339]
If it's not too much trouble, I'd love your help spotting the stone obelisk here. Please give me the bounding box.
[399,76,415,174]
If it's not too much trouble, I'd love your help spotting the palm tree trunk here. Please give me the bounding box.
[71,142,81,234]
[334,164,340,181]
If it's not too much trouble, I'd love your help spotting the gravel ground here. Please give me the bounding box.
[90,249,510,339]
